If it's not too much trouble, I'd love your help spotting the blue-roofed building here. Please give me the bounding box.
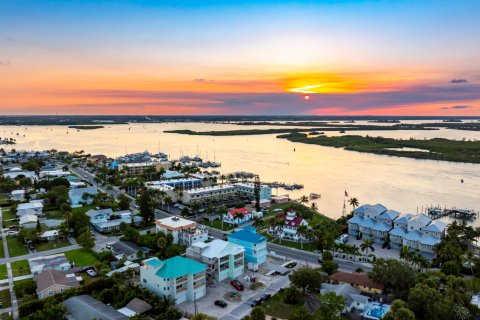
[348,204,449,258]
[228,227,267,266]
[140,256,207,305]
[69,186,97,208]
[110,160,118,170]
[389,227,407,248]
[376,210,400,226]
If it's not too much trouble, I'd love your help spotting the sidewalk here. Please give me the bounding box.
[0,244,80,265]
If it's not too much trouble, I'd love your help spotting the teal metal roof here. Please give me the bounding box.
[228,229,266,244]
[145,256,206,278]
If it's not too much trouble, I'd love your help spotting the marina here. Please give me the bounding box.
[427,207,478,220]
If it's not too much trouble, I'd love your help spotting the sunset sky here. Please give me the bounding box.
[0,0,479,116]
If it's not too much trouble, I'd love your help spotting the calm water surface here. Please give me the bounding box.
[2,123,479,223]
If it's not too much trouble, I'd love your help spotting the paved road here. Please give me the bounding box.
[70,166,138,212]
[154,209,372,273]
[1,207,19,320]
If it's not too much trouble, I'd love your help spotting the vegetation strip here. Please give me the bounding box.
[277,133,480,163]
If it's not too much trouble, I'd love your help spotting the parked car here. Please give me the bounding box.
[230,280,244,291]
[251,298,263,307]
[261,293,272,301]
[105,244,112,250]
[5,231,19,237]
[284,261,297,269]
[87,269,97,277]
[318,257,323,264]
[214,300,228,308]
[335,234,349,244]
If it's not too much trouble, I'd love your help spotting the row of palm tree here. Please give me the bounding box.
[400,246,430,271]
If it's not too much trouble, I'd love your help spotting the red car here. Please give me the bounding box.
[230,280,244,291]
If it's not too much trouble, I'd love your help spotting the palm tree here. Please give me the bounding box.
[463,249,477,277]
[417,255,430,272]
[296,225,309,249]
[311,202,318,212]
[157,237,167,254]
[251,216,264,230]
[219,174,226,186]
[382,234,391,249]
[360,238,375,257]
[191,202,201,222]
[274,217,285,244]
[348,197,359,211]
[234,212,245,227]
[400,246,413,262]
[299,195,309,205]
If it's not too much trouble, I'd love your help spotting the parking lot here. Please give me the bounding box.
[177,257,294,319]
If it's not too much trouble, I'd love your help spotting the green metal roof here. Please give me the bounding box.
[145,256,206,278]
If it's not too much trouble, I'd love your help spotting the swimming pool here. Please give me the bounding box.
[363,302,390,320]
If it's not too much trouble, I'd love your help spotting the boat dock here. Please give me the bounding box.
[427,207,478,220]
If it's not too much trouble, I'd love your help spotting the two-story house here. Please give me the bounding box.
[270,210,309,241]
[141,256,207,305]
[155,216,208,246]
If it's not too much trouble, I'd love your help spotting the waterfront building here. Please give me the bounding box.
[118,161,171,175]
[348,204,449,257]
[141,256,207,305]
[186,239,245,283]
[148,178,202,190]
[269,209,309,241]
[228,227,267,266]
[155,216,208,246]
[233,182,272,200]
[182,184,237,204]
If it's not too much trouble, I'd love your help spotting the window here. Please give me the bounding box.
[143,279,147,283]
[48,291,54,295]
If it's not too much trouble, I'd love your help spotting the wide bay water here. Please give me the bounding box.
[1,122,479,223]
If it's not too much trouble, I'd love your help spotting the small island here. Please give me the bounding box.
[277,132,480,164]
[68,125,104,130]
[0,137,16,145]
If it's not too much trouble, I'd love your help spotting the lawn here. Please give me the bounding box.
[203,219,235,231]
[0,241,5,259]
[36,240,71,252]
[1,208,17,221]
[262,232,318,252]
[6,238,28,257]
[0,288,12,309]
[72,204,96,215]
[64,248,100,267]
[0,264,7,280]
[44,209,63,219]
[11,260,30,278]
[262,290,305,319]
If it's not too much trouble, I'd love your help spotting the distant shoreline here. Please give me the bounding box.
[68,125,104,130]
[277,132,480,164]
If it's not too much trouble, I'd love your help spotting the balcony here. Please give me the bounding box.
[176,286,187,294]
[193,273,204,281]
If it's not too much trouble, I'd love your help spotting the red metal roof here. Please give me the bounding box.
[228,207,249,217]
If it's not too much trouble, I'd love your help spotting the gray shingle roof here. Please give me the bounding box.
[64,295,129,320]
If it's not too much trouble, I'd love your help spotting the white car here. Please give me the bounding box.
[86,269,97,277]
[5,231,19,237]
